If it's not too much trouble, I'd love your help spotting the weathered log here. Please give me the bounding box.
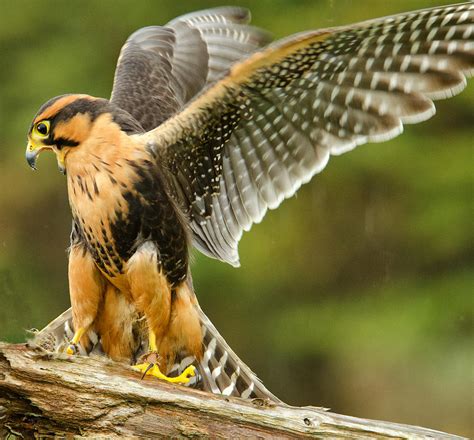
[0,343,465,438]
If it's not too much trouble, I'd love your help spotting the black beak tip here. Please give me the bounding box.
[26,150,38,170]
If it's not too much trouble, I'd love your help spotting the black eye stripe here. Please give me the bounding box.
[54,137,80,148]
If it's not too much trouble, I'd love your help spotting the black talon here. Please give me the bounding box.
[141,363,154,379]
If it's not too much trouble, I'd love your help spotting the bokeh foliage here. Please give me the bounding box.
[0,0,472,436]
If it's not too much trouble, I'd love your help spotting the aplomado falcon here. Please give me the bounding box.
[29,4,473,400]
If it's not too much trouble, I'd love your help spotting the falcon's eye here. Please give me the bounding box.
[34,121,50,137]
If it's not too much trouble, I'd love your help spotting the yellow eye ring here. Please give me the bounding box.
[34,120,50,137]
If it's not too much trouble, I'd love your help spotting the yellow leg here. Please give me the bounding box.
[148,329,158,352]
[132,330,196,384]
[66,327,86,355]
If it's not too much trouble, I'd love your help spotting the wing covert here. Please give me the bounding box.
[110,7,272,131]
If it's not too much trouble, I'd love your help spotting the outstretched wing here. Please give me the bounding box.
[143,3,474,266]
[110,7,271,131]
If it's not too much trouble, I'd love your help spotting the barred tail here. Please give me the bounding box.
[195,308,280,401]
[32,307,280,402]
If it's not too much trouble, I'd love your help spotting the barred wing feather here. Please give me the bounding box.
[111,7,271,131]
[144,3,473,266]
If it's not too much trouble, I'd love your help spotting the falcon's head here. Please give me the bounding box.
[26,94,143,174]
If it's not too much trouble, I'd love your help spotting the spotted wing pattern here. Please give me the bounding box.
[144,3,474,266]
[110,7,271,131]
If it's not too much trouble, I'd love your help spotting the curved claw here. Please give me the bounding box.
[141,362,155,379]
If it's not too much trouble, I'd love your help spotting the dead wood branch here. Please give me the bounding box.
[0,343,465,439]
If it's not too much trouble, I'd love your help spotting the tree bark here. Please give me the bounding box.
[0,342,465,439]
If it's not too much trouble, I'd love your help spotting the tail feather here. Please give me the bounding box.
[32,306,280,402]
[196,308,280,401]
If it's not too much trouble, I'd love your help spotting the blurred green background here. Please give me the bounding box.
[0,0,472,436]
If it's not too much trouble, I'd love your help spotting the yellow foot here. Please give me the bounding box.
[132,363,196,384]
[65,326,86,355]
[65,344,78,355]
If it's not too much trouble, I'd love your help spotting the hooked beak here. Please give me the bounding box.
[25,141,66,174]
[25,141,44,170]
